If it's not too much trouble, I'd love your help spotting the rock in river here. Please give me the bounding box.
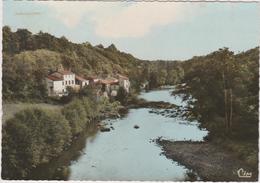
[100,127,111,132]
[134,125,140,129]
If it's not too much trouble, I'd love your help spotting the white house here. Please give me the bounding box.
[75,75,89,87]
[116,74,130,93]
[98,74,130,97]
[46,74,64,96]
[99,78,119,97]
[46,69,89,96]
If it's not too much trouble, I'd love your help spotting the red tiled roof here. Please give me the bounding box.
[57,70,74,75]
[47,70,74,81]
[75,75,87,81]
[117,74,129,80]
[46,75,63,81]
[100,79,119,85]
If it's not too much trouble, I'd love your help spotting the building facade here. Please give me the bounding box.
[117,74,130,93]
[46,70,89,96]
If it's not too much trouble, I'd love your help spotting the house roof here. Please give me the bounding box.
[106,76,118,81]
[57,70,74,75]
[117,74,129,80]
[46,75,63,81]
[75,75,87,81]
[46,70,75,81]
[100,79,119,85]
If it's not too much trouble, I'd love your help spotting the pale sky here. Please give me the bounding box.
[3,1,260,60]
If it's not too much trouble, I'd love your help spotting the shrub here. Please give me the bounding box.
[81,97,97,120]
[2,108,71,179]
[62,99,88,136]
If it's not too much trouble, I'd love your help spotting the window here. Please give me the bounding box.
[69,81,71,85]
[62,81,64,85]
[66,81,67,85]
[72,80,74,84]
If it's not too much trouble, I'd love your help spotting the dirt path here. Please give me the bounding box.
[157,139,258,181]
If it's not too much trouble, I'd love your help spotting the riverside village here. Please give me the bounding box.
[46,65,130,98]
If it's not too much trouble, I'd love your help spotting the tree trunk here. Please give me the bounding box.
[222,72,228,131]
[224,89,228,131]
[229,89,233,130]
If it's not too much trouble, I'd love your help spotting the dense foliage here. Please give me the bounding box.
[62,99,88,136]
[174,47,259,167]
[2,108,72,178]
[2,26,184,101]
[177,47,259,138]
[2,96,122,179]
[115,86,128,105]
[2,26,140,101]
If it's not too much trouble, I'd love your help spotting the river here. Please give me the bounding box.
[30,88,208,181]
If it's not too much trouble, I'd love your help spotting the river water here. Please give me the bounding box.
[31,88,208,181]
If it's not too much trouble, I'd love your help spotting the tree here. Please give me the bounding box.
[2,108,71,179]
[16,29,32,51]
[115,87,128,105]
[175,47,259,140]
[62,99,88,135]
[79,85,98,101]
[148,71,158,89]
[157,70,167,86]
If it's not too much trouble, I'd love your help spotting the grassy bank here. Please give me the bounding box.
[2,103,62,124]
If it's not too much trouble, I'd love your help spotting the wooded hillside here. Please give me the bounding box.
[3,26,187,101]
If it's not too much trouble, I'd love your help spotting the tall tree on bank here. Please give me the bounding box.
[215,48,236,132]
[175,47,259,139]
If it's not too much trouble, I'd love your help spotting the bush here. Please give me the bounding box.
[2,95,123,179]
[2,108,71,179]
[62,99,88,136]
[96,97,122,118]
[81,97,97,120]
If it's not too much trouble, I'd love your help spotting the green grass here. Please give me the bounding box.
[2,103,63,124]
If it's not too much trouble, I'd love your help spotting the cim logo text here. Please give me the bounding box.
[237,168,252,178]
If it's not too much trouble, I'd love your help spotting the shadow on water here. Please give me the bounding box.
[28,124,99,180]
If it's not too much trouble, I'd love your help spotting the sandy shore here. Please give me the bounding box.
[157,139,258,181]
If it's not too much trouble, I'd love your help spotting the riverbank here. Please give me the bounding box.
[157,139,258,181]
[128,100,177,109]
